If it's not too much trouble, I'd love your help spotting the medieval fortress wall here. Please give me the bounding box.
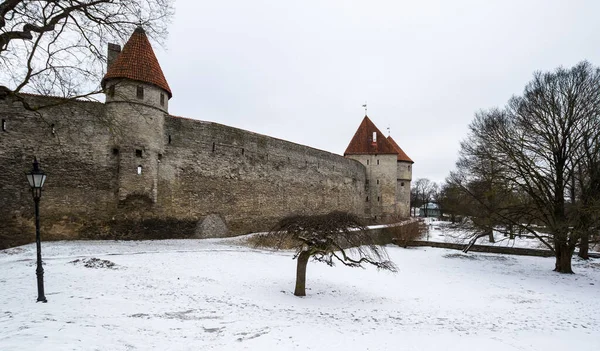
[0,95,367,245]
[0,27,412,248]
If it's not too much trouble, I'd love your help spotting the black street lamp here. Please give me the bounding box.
[26,157,48,303]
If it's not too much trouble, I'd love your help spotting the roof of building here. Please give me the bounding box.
[344,116,399,156]
[387,136,414,163]
[101,27,172,98]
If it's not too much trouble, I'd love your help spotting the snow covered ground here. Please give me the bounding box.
[420,218,600,252]
[1,238,599,350]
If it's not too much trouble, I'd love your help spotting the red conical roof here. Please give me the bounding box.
[102,27,172,98]
[344,116,398,156]
[387,136,414,163]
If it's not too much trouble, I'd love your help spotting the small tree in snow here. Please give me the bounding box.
[258,211,397,297]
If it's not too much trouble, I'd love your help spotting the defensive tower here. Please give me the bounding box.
[101,27,172,203]
[344,115,413,218]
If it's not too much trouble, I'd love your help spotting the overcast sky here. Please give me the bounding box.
[153,0,600,184]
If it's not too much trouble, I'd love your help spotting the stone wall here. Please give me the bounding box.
[344,154,398,218]
[395,161,412,217]
[158,116,367,236]
[0,97,367,247]
[0,96,117,247]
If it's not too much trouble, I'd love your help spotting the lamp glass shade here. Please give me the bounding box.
[26,174,35,188]
[26,159,47,189]
[27,172,46,188]
[34,173,47,188]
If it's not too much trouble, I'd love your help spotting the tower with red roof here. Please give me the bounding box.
[344,116,413,218]
[102,27,172,202]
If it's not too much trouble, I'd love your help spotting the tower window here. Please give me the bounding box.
[365,179,369,185]
[108,85,115,97]
[376,179,379,185]
[137,165,143,175]
[408,165,411,171]
[401,182,405,186]
[366,160,369,165]
[158,153,163,161]
[168,135,172,144]
[2,119,6,131]
[160,93,165,106]
[377,196,380,202]
[377,159,380,165]
[136,86,144,99]
[212,142,216,152]
[366,196,369,202]
[135,149,143,158]
[372,132,377,143]
[51,124,55,135]
[112,148,119,155]
[241,148,245,155]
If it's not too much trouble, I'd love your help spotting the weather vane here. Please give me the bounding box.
[387,125,391,137]
[362,102,367,116]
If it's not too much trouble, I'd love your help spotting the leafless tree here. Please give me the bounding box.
[411,178,436,217]
[254,211,397,297]
[456,61,600,273]
[0,0,174,111]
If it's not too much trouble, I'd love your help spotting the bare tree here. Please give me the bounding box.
[411,178,436,217]
[437,181,466,224]
[254,211,397,297]
[0,0,173,110]
[457,61,600,273]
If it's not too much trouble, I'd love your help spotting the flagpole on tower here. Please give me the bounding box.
[362,102,367,116]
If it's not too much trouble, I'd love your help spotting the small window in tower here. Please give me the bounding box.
[51,124,55,135]
[112,148,119,155]
[401,182,405,186]
[2,119,6,131]
[376,179,379,185]
[366,196,369,202]
[372,132,377,143]
[377,196,380,202]
[168,135,172,144]
[160,93,165,106]
[136,86,144,99]
[212,142,216,152]
[137,165,143,175]
[377,159,380,165]
[366,160,369,165]
[108,85,115,97]
[241,148,245,155]
[408,165,411,171]
[158,153,163,161]
[136,149,143,158]
[365,179,369,185]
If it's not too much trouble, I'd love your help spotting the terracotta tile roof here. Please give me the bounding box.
[344,116,398,156]
[101,27,172,98]
[387,135,414,163]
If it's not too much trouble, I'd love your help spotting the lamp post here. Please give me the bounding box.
[26,157,48,303]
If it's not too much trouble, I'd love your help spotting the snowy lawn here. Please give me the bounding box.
[1,238,599,350]
[421,218,600,253]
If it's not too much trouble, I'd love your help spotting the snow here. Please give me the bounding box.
[1,238,599,350]
[420,218,600,252]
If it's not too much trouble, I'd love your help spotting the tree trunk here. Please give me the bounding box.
[578,232,589,260]
[487,229,495,243]
[554,242,574,273]
[294,251,311,296]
